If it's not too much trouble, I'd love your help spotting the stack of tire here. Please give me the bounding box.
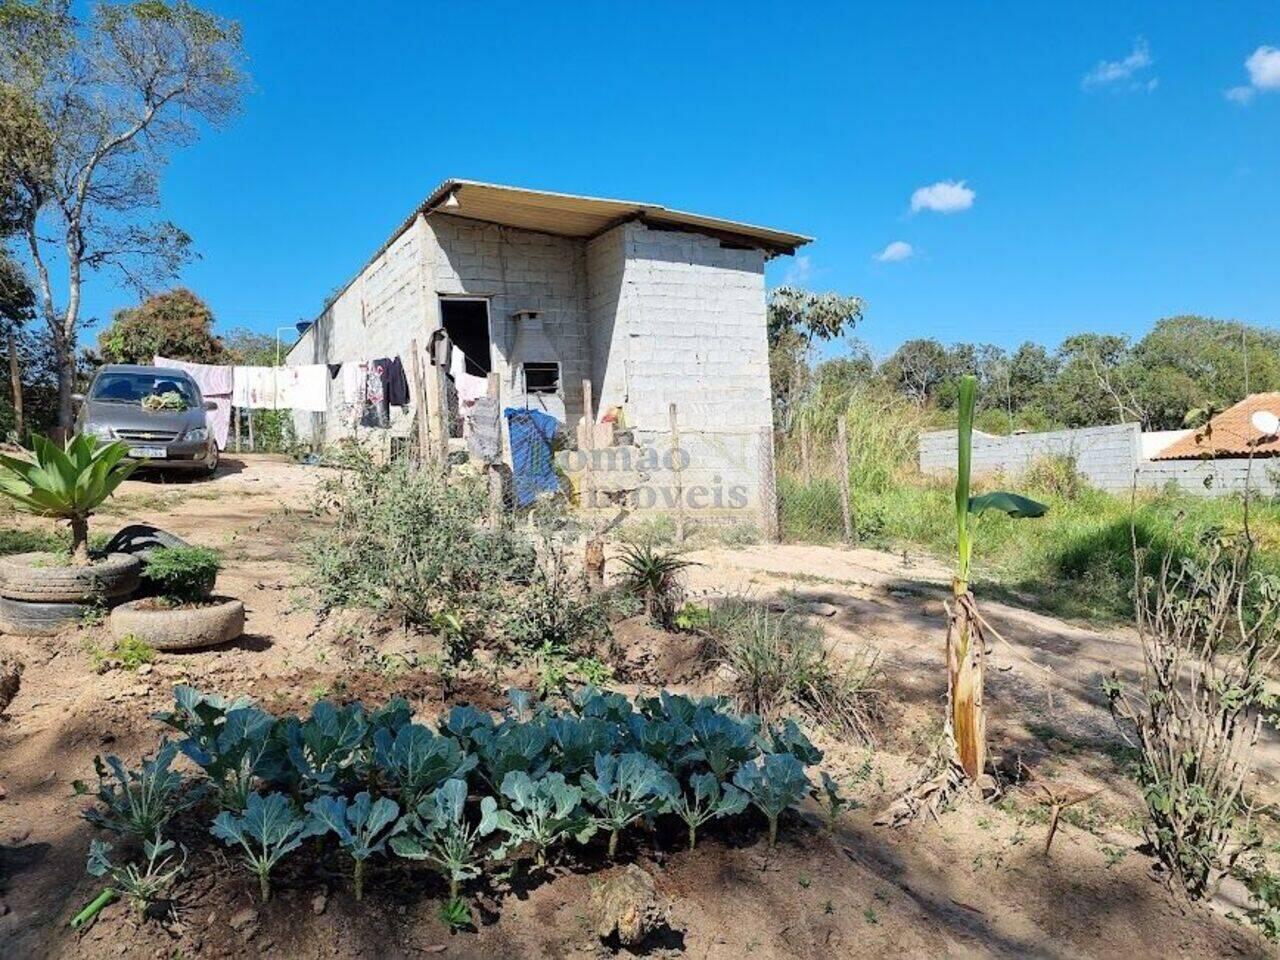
[0,552,141,636]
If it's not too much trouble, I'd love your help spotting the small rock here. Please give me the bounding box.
[311,890,327,915]
[228,906,258,931]
[588,864,666,947]
[137,663,153,676]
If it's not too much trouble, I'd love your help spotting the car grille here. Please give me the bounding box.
[115,429,180,443]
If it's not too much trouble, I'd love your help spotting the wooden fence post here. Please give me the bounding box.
[837,417,853,543]
[408,339,430,467]
[669,402,685,543]
[486,372,504,524]
[580,379,595,512]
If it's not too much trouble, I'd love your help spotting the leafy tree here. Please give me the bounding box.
[879,338,950,407]
[96,288,224,364]
[767,286,864,429]
[0,0,246,432]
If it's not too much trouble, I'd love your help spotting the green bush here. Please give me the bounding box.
[142,546,221,603]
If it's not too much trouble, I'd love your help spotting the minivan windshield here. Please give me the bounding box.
[90,371,200,407]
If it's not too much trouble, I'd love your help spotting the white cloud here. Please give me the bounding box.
[1082,38,1155,90]
[781,254,812,286]
[874,241,914,263]
[910,180,975,214]
[1227,46,1280,103]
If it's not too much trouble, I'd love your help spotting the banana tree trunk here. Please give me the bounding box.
[946,587,986,782]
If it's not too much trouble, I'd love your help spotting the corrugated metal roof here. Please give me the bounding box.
[1152,392,1280,460]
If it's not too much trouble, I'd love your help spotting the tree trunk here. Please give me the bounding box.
[6,330,21,441]
[947,588,986,782]
[56,338,76,439]
[70,515,90,566]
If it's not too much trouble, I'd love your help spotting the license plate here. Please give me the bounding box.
[128,446,168,459]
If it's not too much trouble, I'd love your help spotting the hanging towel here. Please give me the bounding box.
[277,365,329,412]
[154,355,233,449]
[232,367,279,409]
[362,361,389,428]
[504,407,561,507]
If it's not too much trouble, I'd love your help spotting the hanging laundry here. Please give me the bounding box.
[504,407,561,507]
[361,361,389,428]
[276,365,328,412]
[468,395,502,463]
[384,356,410,407]
[154,355,233,449]
[232,367,279,409]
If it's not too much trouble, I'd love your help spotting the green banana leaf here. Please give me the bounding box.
[968,491,1048,519]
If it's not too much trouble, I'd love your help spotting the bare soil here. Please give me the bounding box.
[0,457,1272,958]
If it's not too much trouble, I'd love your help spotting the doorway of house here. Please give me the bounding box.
[439,297,492,376]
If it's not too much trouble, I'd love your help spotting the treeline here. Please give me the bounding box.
[772,308,1279,435]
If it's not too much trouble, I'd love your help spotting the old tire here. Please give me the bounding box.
[101,524,190,557]
[0,552,141,603]
[109,597,244,652]
[0,597,94,636]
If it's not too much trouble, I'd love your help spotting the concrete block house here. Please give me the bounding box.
[286,179,810,523]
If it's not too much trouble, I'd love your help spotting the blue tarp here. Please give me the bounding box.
[504,407,561,507]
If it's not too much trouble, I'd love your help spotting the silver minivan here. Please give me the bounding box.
[74,364,219,475]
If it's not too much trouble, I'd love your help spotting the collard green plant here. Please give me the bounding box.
[670,772,749,849]
[581,752,679,857]
[473,721,552,791]
[690,708,759,780]
[547,715,621,775]
[373,723,477,811]
[74,741,196,839]
[210,791,323,902]
[390,779,487,900]
[155,687,274,810]
[0,433,136,562]
[282,700,369,795]
[811,771,857,828]
[732,752,811,847]
[86,832,186,914]
[306,791,403,901]
[761,718,823,766]
[481,770,594,867]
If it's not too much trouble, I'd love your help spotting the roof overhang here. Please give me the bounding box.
[412,179,812,256]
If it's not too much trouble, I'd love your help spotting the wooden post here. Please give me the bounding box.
[247,409,255,452]
[836,417,853,543]
[580,379,594,512]
[486,372,504,523]
[422,340,446,471]
[234,406,242,454]
[758,425,780,543]
[7,330,23,442]
[669,402,685,543]
[408,338,431,467]
[800,417,811,484]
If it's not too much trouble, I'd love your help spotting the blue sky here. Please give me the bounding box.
[73,1,1280,360]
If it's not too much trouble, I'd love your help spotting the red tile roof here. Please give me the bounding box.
[1152,392,1280,460]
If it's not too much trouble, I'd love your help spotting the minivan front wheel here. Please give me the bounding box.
[204,443,219,477]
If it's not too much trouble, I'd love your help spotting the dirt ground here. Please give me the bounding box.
[0,456,1273,959]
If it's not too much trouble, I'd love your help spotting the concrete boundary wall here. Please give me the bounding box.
[918,422,1280,497]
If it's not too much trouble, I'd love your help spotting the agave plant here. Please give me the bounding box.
[615,544,697,627]
[0,433,135,563]
[947,375,1046,783]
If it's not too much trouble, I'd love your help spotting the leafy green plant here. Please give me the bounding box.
[0,433,136,562]
[373,723,477,811]
[391,779,487,900]
[210,791,323,902]
[74,741,196,839]
[140,546,220,604]
[481,770,594,867]
[669,772,748,849]
[811,771,857,828]
[307,791,403,901]
[281,700,369,795]
[615,543,696,627]
[581,752,679,857]
[437,896,472,930]
[86,832,186,914]
[689,708,759,780]
[733,752,812,847]
[547,715,621,776]
[947,375,1046,782]
[472,720,552,791]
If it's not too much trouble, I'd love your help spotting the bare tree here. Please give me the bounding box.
[0,0,245,433]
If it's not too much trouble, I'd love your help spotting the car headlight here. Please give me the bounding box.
[187,427,209,442]
[86,423,114,440]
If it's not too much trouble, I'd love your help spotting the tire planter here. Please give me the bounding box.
[0,552,141,603]
[101,524,191,557]
[0,596,97,637]
[109,597,244,651]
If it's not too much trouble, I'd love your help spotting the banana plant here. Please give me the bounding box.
[0,433,136,563]
[306,791,404,902]
[669,772,748,849]
[949,375,1046,783]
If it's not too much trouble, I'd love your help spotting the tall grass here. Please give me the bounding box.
[776,383,1280,622]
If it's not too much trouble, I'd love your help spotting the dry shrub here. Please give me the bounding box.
[1105,532,1280,898]
[1022,453,1086,500]
[705,597,881,742]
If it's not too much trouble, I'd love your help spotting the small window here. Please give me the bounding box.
[522,362,560,395]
